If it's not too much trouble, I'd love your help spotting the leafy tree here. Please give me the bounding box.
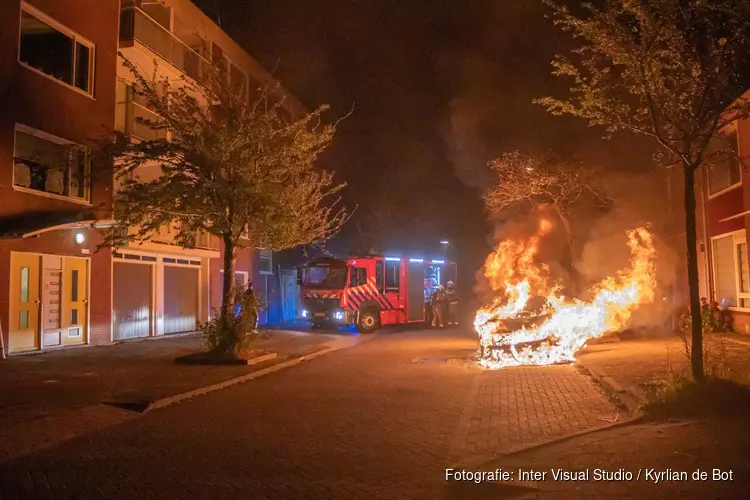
[103,57,347,355]
[536,0,750,381]
[484,150,610,291]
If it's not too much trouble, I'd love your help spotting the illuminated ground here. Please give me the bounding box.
[0,328,745,499]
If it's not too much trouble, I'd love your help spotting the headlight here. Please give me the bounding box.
[334,311,345,320]
[302,309,309,318]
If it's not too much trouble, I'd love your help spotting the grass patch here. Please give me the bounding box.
[644,376,750,419]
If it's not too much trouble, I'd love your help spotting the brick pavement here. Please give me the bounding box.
[470,418,750,499]
[0,327,637,499]
[450,365,620,461]
[577,333,750,402]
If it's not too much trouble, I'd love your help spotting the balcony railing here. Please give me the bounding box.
[151,223,218,251]
[115,100,167,141]
[120,7,207,81]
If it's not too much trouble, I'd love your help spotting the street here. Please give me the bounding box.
[0,327,614,499]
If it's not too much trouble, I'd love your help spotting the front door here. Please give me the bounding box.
[281,274,297,322]
[9,252,41,352]
[63,257,88,345]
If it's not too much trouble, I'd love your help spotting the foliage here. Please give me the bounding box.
[100,55,349,354]
[537,0,750,381]
[484,150,611,292]
[484,150,610,216]
[103,56,348,252]
[202,287,263,355]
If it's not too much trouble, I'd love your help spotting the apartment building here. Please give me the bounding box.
[691,109,750,332]
[0,0,120,353]
[0,0,306,354]
[113,0,306,340]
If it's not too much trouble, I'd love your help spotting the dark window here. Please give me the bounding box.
[259,250,273,274]
[71,269,79,302]
[71,308,78,325]
[13,128,90,201]
[20,9,93,94]
[141,256,157,262]
[176,259,190,265]
[385,262,400,293]
[708,129,742,195]
[349,267,367,287]
[376,261,384,292]
[123,254,141,260]
[162,257,176,263]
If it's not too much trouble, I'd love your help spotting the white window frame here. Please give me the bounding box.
[219,269,249,286]
[12,123,92,205]
[18,2,96,97]
[259,249,273,275]
[707,124,742,198]
[711,229,750,312]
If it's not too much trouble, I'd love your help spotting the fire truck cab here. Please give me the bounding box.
[298,255,457,333]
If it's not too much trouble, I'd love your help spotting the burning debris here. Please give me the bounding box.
[474,226,656,368]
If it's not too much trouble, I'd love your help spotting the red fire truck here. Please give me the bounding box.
[298,255,457,333]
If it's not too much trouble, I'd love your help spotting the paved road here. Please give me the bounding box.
[0,328,618,500]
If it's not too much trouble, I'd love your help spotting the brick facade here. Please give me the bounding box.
[0,0,119,352]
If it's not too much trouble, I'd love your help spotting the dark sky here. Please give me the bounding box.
[193,0,652,266]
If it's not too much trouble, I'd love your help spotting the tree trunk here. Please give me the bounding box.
[683,164,705,381]
[217,232,238,354]
[552,204,578,295]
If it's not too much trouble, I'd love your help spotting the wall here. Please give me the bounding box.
[0,0,119,350]
[0,227,112,348]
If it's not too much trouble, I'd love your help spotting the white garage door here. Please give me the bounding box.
[113,261,153,340]
[163,265,199,334]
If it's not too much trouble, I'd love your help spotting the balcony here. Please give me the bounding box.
[115,99,167,141]
[151,223,218,251]
[119,7,207,81]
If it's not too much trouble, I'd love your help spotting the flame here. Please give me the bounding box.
[474,226,656,368]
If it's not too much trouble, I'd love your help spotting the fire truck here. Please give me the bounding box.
[298,254,457,333]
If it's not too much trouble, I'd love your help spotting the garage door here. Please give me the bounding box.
[163,266,199,334]
[113,261,152,340]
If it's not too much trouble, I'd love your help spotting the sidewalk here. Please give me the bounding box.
[577,332,750,405]
[0,328,363,461]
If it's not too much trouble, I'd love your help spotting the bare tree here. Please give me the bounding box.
[536,0,750,381]
[101,57,348,355]
[485,150,610,290]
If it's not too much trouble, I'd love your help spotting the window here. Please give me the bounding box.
[349,267,367,287]
[712,232,750,309]
[20,310,29,330]
[71,309,78,325]
[21,267,30,303]
[259,250,273,275]
[19,5,94,95]
[13,126,91,202]
[385,261,400,294]
[71,269,79,302]
[707,129,741,195]
[229,61,247,97]
[375,261,384,292]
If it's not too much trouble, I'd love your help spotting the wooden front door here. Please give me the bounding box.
[63,257,88,345]
[9,252,41,352]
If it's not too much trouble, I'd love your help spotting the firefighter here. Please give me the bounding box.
[446,281,458,326]
[431,285,447,328]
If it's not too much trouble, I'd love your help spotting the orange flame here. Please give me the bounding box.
[474,227,656,368]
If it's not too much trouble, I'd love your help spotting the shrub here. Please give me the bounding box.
[202,286,264,355]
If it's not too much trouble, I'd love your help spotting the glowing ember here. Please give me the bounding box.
[474,226,656,368]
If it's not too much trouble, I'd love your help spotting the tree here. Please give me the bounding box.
[104,57,347,355]
[484,150,610,292]
[536,0,750,381]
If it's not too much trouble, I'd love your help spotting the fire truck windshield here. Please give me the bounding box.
[302,263,348,289]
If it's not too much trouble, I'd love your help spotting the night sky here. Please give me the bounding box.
[193,0,653,271]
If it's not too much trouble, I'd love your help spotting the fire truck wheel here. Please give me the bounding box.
[356,309,380,333]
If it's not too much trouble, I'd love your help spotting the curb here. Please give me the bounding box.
[576,360,646,417]
[450,415,644,472]
[145,343,347,412]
